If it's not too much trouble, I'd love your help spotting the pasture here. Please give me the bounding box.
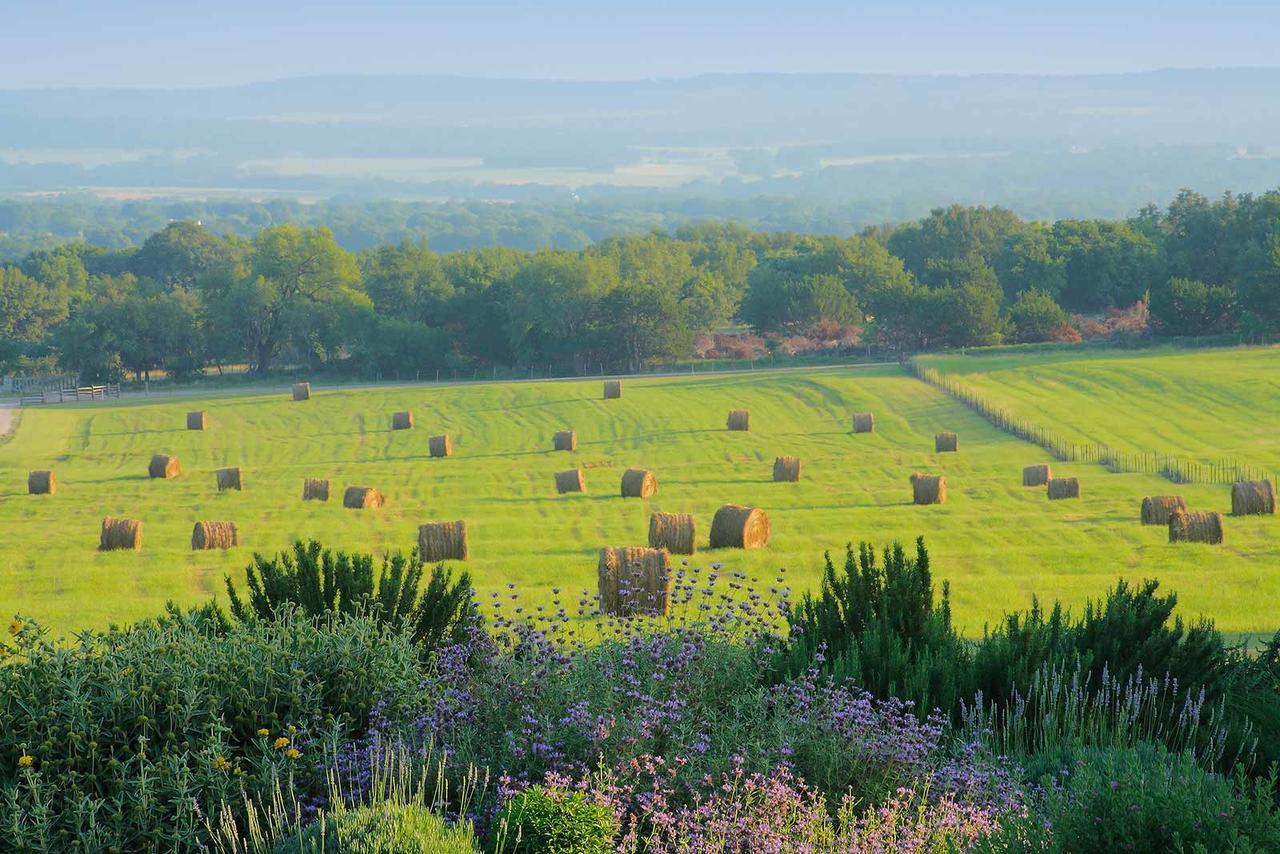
[1,362,1277,637]
[918,346,1280,476]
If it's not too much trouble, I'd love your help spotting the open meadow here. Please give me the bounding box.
[2,361,1277,638]
[918,346,1280,477]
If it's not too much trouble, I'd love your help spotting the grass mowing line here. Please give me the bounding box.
[911,356,1279,487]
[1,365,1277,638]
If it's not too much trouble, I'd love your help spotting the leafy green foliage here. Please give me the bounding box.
[776,538,971,717]
[0,609,424,851]
[989,744,1280,852]
[276,803,478,853]
[494,786,619,854]
[225,541,480,654]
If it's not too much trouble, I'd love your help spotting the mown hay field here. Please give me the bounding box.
[1,364,1277,636]
[918,346,1280,474]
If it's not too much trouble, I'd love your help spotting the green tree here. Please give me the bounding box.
[1007,288,1073,343]
[227,226,361,373]
[1148,277,1235,337]
[127,221,237,290]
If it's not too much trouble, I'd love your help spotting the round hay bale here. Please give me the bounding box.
[292,382,311,401]
[709,504,770,549]
[99,517,142,551]
[418,521,469,562]
[911,472,947,505]
[191,520,239,550]
[429,434,453,458]
[597,546,672,617]
[935,432,958,453]
[1169,509,1225,545]
[342,486,384,509]
[1047,477,1081,501]
[1022,464,1052,487]
[186,411,207,431]
[620,468,657,498]
[1231,479,1276,516]
[27,470,56,495]
[553,430,578,451]
[772,456,801,482]
[302,478,330,501]
[148,454,180,479]
[1141,495,1186,525]
[649,511,696,555]
[215,466,243,492]
[852,413,875,434]
[603,380,622,400]
[555,469,586,494]
[726,410,750,431]
[391,411,414,431]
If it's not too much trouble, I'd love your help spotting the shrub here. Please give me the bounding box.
[275,802,478,853]
[494,786,618,853]
[225,540,480,654]
[0,609,425,850]
[775,538,973,718]
[989,743,1280,852]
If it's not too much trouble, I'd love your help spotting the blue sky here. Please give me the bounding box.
[3,0,1278,87]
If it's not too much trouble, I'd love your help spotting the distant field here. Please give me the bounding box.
[918,346,1280,476]
[1,364,1277,638]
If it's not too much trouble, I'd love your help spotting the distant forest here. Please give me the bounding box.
[1,190,1277,382]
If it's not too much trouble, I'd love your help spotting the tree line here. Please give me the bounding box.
[2,189,1278,382]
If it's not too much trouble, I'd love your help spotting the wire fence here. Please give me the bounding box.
[909,359,1276,487]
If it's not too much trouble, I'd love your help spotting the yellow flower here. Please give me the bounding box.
[257,728,270,737]
[273,737,290,750]
[7,619,20,635]
[287,725,297,734]
[17,754,33,768]
[286,748,301,760]
[212,755,230,772]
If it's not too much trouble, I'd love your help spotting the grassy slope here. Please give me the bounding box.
[918,346,1280,475]
[1,364,1276,638]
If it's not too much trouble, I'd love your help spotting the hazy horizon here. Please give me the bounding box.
[4,0,1279,88]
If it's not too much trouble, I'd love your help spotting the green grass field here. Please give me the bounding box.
[2,362,1277,638]
[918,346,1280,476]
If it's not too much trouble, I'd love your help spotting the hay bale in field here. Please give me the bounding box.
[391,411,414,431]
[726,410,750,431]
[709,504,770,549]
[1047,477,1081,501]
[554,430,578,451]
[186,411,207,431]
[27,470,56,495]
[556,469,586,494]
[1141,495,1186,525]
[852,413,875,434]
[292,382,311,401]
[418,521,469,562]
[1231,479,1276,516]
[99,517,142,551]
[911,472,947,505]
[342,486,384,509]
[935,432,958,453]
[302,478,330,501]
[603,380,622,399]
[148,454,180,479]
[649,512,696,555]
[772,456,801,482]
[215,467,243,492]
[429,434,453,458]
[191,521,239,550]
[620,468,657,498]
[1169,509,1224,545]
[1022,464,1052,487]
[597,546,673,617]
